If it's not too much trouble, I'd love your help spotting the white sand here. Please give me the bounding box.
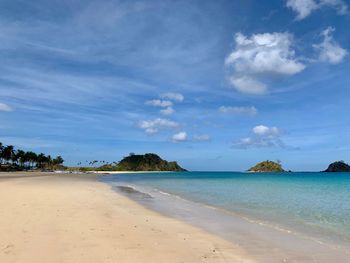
[0,173,256,263]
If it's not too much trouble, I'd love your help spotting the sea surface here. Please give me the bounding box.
[101,172,350,262]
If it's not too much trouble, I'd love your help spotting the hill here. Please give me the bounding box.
[324,161,350,172]
[97,153,186,172]
[248,160,285,172]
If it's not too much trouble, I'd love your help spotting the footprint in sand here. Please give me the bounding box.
[2,244,14,255]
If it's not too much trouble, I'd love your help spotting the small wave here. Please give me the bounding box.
[116,185,153,199]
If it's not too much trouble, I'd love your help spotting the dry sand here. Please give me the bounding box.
[0,172,256,263]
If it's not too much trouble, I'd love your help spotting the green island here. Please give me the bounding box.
[323,161,350,172]
[247,160,285,172]
[82,153,187,172]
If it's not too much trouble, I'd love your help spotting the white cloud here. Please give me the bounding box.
[286,0,348,20]
[160,92,184,102]
[145,99,173,107]
[145,93,183,115]
[160,107,175,115]
[320,0,348,14]
[171,131,187,142]
[253,125,280,136]
[0,103,13,112]
[219,106,257,116]
[138,118,178,134]
[229,76,267,95]
[234,125,284,148]
[286,0,318,20]
[313,27,347,64]
[225,32,305,94]
[193,134,210,141]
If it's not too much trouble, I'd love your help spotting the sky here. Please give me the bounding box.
[0,0,349,171]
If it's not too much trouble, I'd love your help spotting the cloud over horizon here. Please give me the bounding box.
[234,125,285,148]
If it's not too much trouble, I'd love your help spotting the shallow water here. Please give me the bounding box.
[101,172,350,262]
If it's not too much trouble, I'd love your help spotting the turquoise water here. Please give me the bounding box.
[101,172,350,259]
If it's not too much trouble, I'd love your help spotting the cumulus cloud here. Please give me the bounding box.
[234,125,284,148]
[253,125,280,136]
[145,92,183,115]
[145,99,173,107]
[193,134,210,141]
[160,92,184,102]
[219,106,257,116]
[171,131,187,142]
[225,32,305,94]
[0,103,13,112]
[160,107,175,115]
[286,0,348,20]
[138,118,178,134]
[313,27,347,64]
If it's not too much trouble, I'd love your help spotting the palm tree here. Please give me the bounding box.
[0,142,66,171]
[52,156,64,166]
[25,151,38,169]
[2,145,14,164]
[11,149,19,166]
[0,142,4,165]
[36,153,47,169]
[16,150,26,168]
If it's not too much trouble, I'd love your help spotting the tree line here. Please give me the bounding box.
[0,142,64,170]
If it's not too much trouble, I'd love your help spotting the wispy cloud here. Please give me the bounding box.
[219,106,257,116]
[160,92,184,102]
[286,0,348,20]
[160,107,175,115]
[286,0,319,20]
[0,103,13,112]
[193,134,210,141]
[145,99,173,107]
[313,27,347,64]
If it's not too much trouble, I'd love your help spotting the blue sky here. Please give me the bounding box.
[0,0,349,171]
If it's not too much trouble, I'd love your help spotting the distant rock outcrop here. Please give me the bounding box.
[324,161,350,172]
[98,153,186,172]
[248,160,285,172]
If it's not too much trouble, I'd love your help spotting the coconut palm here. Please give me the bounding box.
[2,145,14,164]
[0,142,4,164]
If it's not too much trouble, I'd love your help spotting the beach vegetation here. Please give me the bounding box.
[0,142,65,171]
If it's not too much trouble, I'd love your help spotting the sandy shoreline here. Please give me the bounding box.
[0,172,255,263]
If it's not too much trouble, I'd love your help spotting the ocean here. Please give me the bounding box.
[101,172,350,262]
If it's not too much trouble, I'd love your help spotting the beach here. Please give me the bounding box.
[0,172,255,263]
